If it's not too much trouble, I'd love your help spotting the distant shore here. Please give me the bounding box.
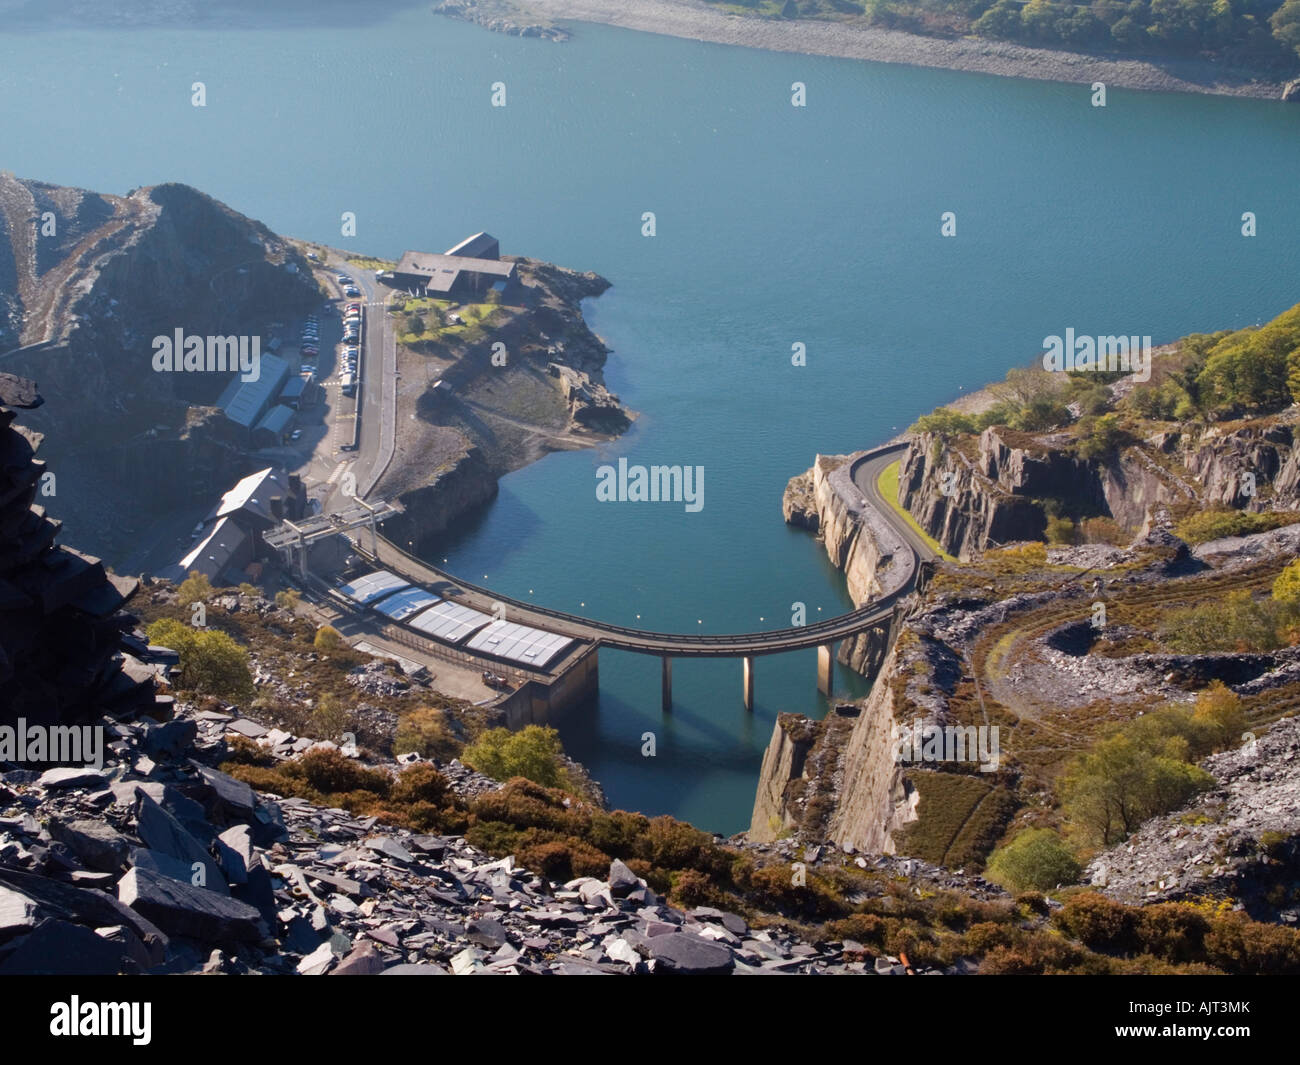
[436,0,1295,100]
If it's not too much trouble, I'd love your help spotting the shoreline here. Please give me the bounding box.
[436,0,1295,100]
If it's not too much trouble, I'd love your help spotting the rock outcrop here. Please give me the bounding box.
[0,372,169,726]
[0,175,320,559]
[897,416,1300,560]
[1086,714,1300,925]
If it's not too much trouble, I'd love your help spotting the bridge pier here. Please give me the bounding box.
[742,656,754,711]
[817,644,833,696]
[661,656,672,713]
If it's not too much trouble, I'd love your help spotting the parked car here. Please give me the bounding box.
[345,286,360,297]
[290,429,304,440]
[481,670,510,691]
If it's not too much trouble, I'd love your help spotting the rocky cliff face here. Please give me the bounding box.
[781,452,913,674]
[377,443,500,557]
[0,175,320,559]
[748,646,918,849]
[898,416,1300,559]
[0,371,169,727]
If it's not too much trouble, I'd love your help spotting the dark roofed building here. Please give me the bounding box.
[445,232,500,259]
[216,353,291,430]
[162,516,250,585]
[252,403,294,448]
[206,466,305,532]
[392,232,520,301]
[166,466,306,586]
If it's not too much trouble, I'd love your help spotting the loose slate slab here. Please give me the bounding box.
[48,818,131,873]
[135,794,227,895]
[645,932,735,975]
[381,963,447,975]
[0,867,167,963]
[607,859,641,898]
[196,765,256,818]
[364,837,414,864]
[465,916,509,950]
[38,767,108,791]
[0,884,40,939]
[330,941,386,975]
[141,719,197,760]
[0,918,139,975]
[118,867,267,943]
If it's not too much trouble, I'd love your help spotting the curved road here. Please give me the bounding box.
[366,442,936,658]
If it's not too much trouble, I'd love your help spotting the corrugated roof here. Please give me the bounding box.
[373,586,440,621]
[394,251,516,289]
[280,375,307,399]
[464,619,574,667]
[445,232,499,258]
[406,599,493,644]
[254,404,294,434]
[339,570,410,605]
[220,353,291,428]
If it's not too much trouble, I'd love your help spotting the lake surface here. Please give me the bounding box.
[4,3,1299,832]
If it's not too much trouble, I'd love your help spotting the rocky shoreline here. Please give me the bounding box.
[435,0,1296,100]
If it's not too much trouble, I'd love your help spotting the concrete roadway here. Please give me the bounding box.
[361,443,937,658]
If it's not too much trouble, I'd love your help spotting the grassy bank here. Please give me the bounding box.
[877,459,958,562]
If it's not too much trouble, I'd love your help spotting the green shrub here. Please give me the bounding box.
[1161,589,1282,653]
[389,763,450,806]
[909,407,977,438]
[310,693,351,742]
[177,570,215,607]
[393,706,460,761]
[1174,508,1300,545]
[1045,515,1076,545]
[314,625,346,652]
[1062,729,1215,846]
[145,618,254,702]
[985,829,1082,892]
[463,725,566,788]
[1203,911,1300,975]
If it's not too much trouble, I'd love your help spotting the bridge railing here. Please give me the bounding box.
[362,530,913,653]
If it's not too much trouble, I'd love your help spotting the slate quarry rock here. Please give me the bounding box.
[0,917,140,975]
[48,818,131,874]
[645,932,735,975]
[118,867,267,943]
[141,719,197,760]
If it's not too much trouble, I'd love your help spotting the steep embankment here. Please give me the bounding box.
[0,175,321,560]
[376,258,631,556]
[897,414,1300,560]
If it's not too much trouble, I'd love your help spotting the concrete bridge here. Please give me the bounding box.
[363,443,936,710]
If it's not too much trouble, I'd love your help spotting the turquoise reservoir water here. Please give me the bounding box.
[4,4,1299,832]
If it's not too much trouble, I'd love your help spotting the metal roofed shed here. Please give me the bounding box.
[373,586,440,621]
[279,374,308,407]
[339,569,410,605]
[252,403,294,446]
[406,600,494,644]
[217,353,291,429]
[464,619,575,668]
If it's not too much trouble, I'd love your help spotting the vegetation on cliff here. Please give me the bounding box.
[707,0,1300,71]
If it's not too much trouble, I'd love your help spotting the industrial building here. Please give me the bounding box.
[162,467,307,585]
[391,231,520,302]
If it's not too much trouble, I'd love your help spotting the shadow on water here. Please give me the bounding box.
[2,0,433,32]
